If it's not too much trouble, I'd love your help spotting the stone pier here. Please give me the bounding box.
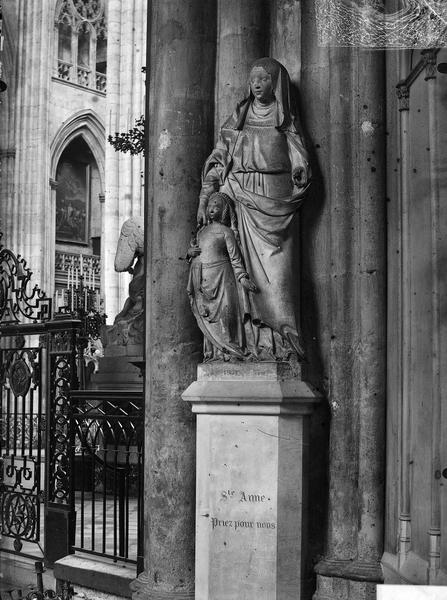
[215,0,269,135]
[301,2,387,598]
[131,1,217,598]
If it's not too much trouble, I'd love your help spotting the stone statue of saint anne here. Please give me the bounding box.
[193,58,311,361]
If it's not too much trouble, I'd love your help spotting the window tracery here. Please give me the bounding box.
[55,0,107,93]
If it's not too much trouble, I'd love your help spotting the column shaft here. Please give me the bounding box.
[132,1,217,598]
[103,0,122,320]
[269,0,301,84]
[301,3,386,598]
[103,1,146,322]
[4,0,52,291]
[215,0,269,136]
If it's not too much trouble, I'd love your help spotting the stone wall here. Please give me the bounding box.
[0,0,146,317]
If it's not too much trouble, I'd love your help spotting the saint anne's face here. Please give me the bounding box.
[207,197,224,222]
[249,66,274,104]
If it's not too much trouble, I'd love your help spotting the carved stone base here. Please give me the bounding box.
[313,560,383,600]
[130,572,194,600]
[313,574,377,600]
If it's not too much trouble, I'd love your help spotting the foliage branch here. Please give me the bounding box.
[108,115,146,156]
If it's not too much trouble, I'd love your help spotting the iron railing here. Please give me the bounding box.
[0,234,143,573]
[69,390,143,569]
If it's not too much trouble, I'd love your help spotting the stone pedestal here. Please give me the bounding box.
[183,362,320,600]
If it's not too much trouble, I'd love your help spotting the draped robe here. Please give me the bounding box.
[187,222,248,360]
[200,100,310,358]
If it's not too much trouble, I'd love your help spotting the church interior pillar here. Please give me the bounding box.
[103,0,121,321]
[301,2,387,598]
[215,0,269,136]
[131,1,217,598]
[6,0,52,291]
[269,0,302,84]
[103,1,146,323]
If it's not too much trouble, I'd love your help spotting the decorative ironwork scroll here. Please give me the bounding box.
[0,234,52,324]
[0,347,44,548]
[0,491,39,541]
[47,329,79,505]
[0,234,83,564]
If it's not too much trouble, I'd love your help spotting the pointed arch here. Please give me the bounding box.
[50,109,105,191]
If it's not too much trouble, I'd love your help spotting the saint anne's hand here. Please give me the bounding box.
[292,166,308,188]
[240,277,257,293]
[197,204,208,228]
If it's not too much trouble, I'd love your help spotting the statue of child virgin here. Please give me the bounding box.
[187,192,256,361]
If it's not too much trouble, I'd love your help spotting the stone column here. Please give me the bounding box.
[215,0,269,136]
[0,8,16,255]
[131,2,216,598]
[1,0,52,291]
[103,0,121,320]
[269,0,301,84]
[103,1,146,323]
[103,0,122,321]
[300,4,387,599]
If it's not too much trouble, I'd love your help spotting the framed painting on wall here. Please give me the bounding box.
[56,160,90,244]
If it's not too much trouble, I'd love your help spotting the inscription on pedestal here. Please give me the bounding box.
[196,414,291,599]
[210,489,276,533]
[185,365,319,599]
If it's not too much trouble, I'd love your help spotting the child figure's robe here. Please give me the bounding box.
[187,222,248,360]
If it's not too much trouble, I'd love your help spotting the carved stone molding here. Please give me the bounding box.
[0,148,16,158]
[423,49,437,81]
[314,558,384,583]
[396,84,409,112]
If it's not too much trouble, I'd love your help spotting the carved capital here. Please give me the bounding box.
[98,192,105,203]
[49,178,59,190]
[423,50,437,80]
[396,84,409,112]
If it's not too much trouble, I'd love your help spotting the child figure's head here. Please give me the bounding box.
[207,192,233,226]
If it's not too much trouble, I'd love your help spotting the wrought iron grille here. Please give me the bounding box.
[0,234,81,564]
[0,235,52,324]
[70,390,143,565]
[47,329,80,505]
[0,346,44,553]
[0,235,144,572]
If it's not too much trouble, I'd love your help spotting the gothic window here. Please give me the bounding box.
[57,21,72,65]
[55,0,107,93]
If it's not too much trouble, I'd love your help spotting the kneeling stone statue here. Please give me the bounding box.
[106,216,144,348]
